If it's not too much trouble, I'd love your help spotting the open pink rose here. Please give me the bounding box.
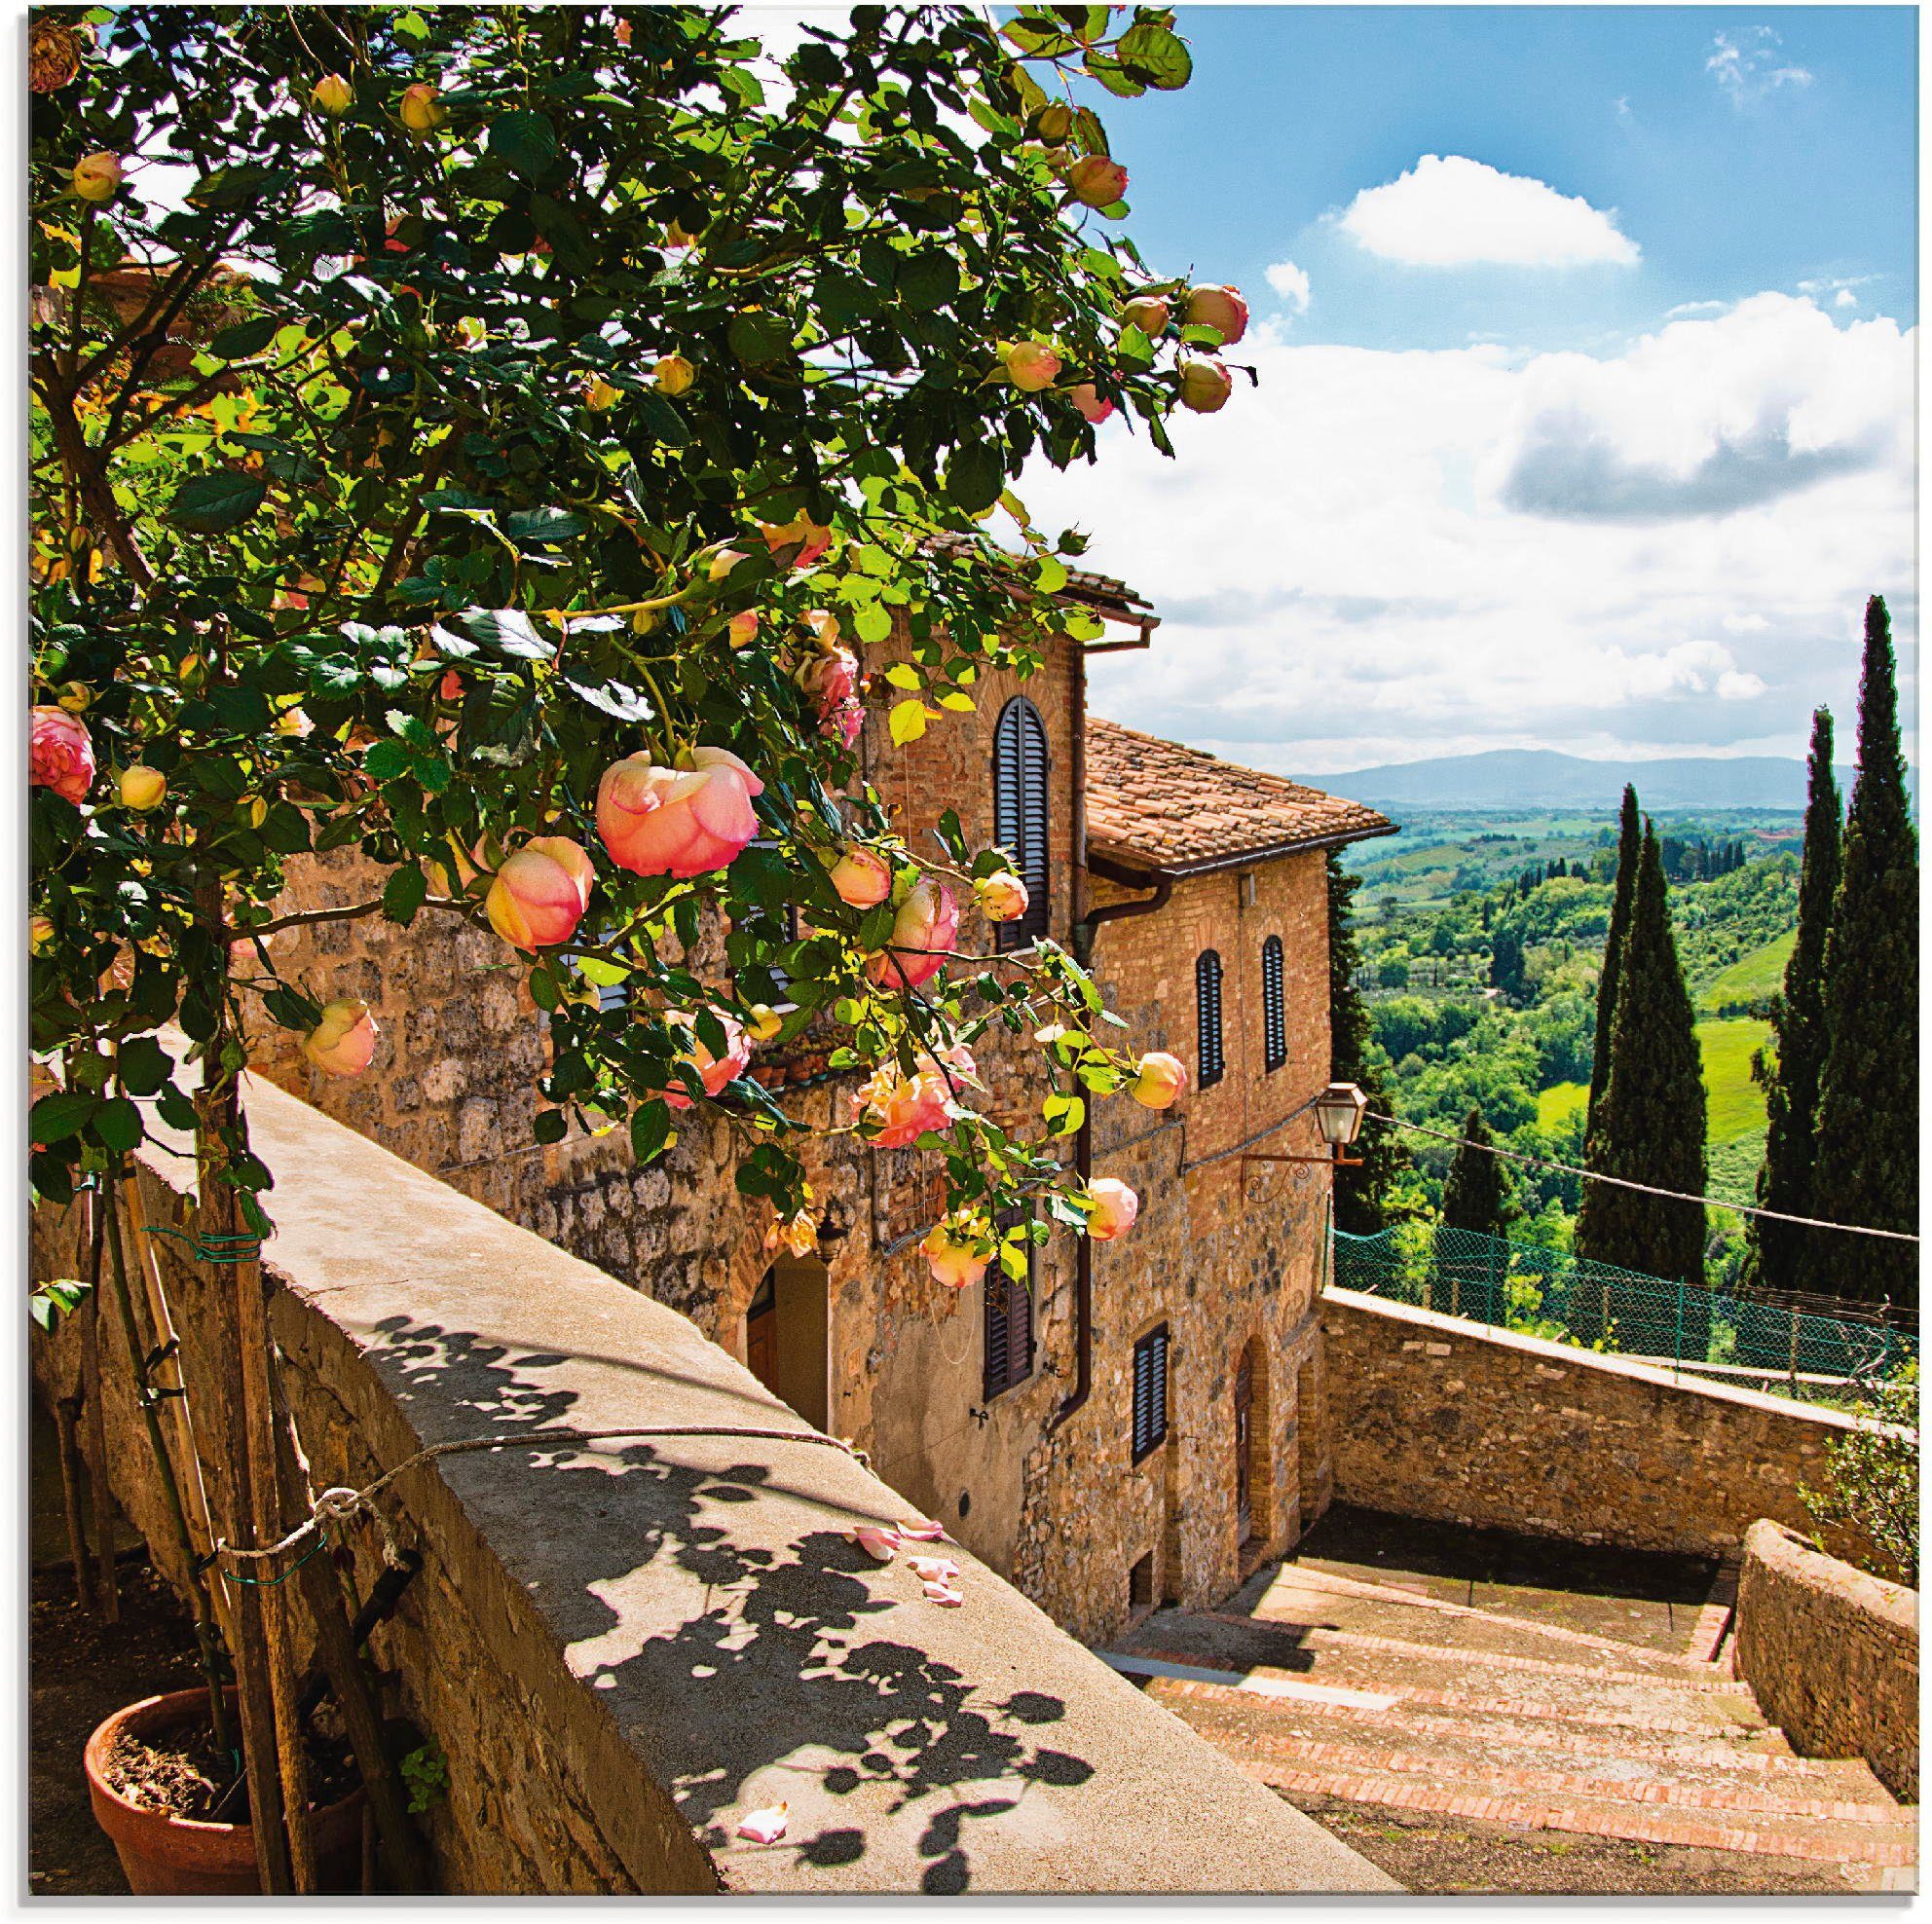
[831,846,893,908]
[976,871,1029,924]
[862,878,959,990]
[1183,284,1248,346]
[597,746,762,878]
[1131,1051,1188,1110]
[761,513,834,570]
[1069,384,1115,426]
[303,997,379,1077]
[920,1219,990,1291]
[30,707,94,803]
[1065,155,1128,207]
[851,1065,952,1149]
[660,1009,752,1110]
[485,836,593,951]
[798,640,859,710]
[1004,341,1060,392]
[1086,1176,1139,1241]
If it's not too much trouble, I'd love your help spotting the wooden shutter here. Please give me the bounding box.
[983,1218,1035,1400]
[1262,936,1286,1073]
[1196,950,1224,1089]
[1132,1323,1169,1462]
[992,697,1051,951]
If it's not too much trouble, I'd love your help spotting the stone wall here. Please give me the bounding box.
[1321,1287,1899,1560]
[1733,1519,1918,1801]
[30,1069,1393,1894]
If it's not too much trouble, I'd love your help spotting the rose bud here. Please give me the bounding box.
[976,870,1029,924]
[660,1009,752,1110]
[1130,1050,1188,1110]
[29,706,95,803]
[597,745,762,878]
[1065,154,1128,207]
[1183,284,1248,347]
[830,845,893,908]
[1085,1175,1139,1241]
[919,1219,990,1292]
[303,997,379,1077]
[1069,383,1115,425]
[862,877,960,990]
[760,513,835,571]
[1003,340,1061,393]
[398,83,446,132]
[726,609,762,649]
[56,682,91,712]
[744,1003,785,1044]
[654,353,696,395]
[313,72,353,116]
[1121,294,1170,334]
[1178,355,1234,414]
[71,151,122,203]
[118,764,167,812]
[484,836,594,951]
[822,699,864,752]
[28,915,55,956]
[1034,100,1073,142]
[852,1064,953,1148]
[584,375,621,411]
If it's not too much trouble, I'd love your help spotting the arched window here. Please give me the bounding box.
[991,696,1051,951]
[1261,935,1286,1073]
[1196,948,1225,1089]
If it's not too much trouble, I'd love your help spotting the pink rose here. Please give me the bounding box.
[798,641,859,710]
[1004,341,1060,393]
[760,514,834,570]
[1069,384,1115,425]
[976,870,1029,924]
[303,997,379,1077]
[597,746,762,878]
[851,1065,952,1149]
[484,836,594,951]
[30,707,95,803]
[1131,1051,1188,1110]
[920,1219,990,1291]
[660,1009,751,1110]
[1183,284,1248,347]
[1120,295,1170,334]
[862,878,959,990]
[821,698,864,751]
[1086,1176,1138,1240]
[831,845,893,908]
[1065,155,1128,207]
[1178,356,1234,414]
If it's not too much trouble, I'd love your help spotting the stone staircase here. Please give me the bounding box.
[1105,1550,1915,1890]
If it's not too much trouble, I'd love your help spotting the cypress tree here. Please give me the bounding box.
[1326,852,1412,1235]
[1575,822,1708,1301]
[1587,786,1643,1125]
[1441,1108,1508,1237]
[1747,707,1841,1295]
[1801,597,1919,1306]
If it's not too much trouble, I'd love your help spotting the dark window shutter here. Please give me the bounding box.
[1132,1323,1169,1462]
[984,1274,1011,1403]
[992,697,1052,951]
[1196,950,1224,1089]
[983,1212,1036,1401]
[1262,935,1286,1073]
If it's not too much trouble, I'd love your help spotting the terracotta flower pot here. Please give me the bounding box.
[85,1687,366,1895]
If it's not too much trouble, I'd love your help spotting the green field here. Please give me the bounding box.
[1696,1017,1772,1145]
[1696,930,1796,1013]
[1537,1081,1588,1128]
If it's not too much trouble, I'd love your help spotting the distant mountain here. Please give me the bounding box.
[1317,749,1877,813]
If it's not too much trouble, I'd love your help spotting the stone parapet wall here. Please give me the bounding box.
[1733,1519,1918,1801]
[1321,1287,1895,1560]
[31,1069,1392,1895]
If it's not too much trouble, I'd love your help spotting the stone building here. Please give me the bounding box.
[252,565,1393,1646]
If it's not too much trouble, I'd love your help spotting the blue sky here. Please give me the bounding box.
[1011,6,1918,776]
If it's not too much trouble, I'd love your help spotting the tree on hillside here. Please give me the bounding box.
[1575,823,1708,1305]
[1488,926,1527,1001]
[1441,1108,1509,1237]
[1747,706,1842,1296]
[1801,597,1919,1307]
[1586,785,1642,1128]
[1327,852,1413,1234]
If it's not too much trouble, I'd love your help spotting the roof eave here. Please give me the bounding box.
[1087,817,1400,881]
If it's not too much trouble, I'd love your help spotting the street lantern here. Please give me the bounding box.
[1313,1081,1368,1155]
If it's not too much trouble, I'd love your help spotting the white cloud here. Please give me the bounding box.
[1708,27,1814,107]
[1837,288,1859,311]
[1019,297,1913,771]
[1335,155,1640,269]
[1665,299,1729,319]
[1264,260,1311,314]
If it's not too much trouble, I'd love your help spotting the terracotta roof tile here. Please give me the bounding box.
[1085,719,1396,872]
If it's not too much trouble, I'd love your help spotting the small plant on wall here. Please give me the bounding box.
[29,2,1242,1890]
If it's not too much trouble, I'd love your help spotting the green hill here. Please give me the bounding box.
[1696,1017,1772,1145]
[1696,931,1795,1014]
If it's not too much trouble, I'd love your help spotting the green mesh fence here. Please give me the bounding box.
[1333,1222,1916,1390]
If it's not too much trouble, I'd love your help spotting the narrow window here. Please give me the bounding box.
[991,696,1051,951]
[1195,949,1225,1089]
[1261,935,1286,1073]
[1129,1553,1155,1613]
[982,1258,1035,1402]
[1132,1323,1170,1463]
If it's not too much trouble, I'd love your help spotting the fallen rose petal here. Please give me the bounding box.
[736,1801,789,1844]
[895,1518,945,1541]
[848,1526,898,1562]
[908,1556,959,1584]
[923,1582,964,1607]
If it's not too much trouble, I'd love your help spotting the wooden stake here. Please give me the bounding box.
[53,1396,95,1611]
[80,1195,118,1622]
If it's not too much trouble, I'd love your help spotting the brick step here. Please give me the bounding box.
[1156,1686,1902,1820]
[1238,1756,1916,1870]
[1124,1620,1767,1735]
[1254,1563,1723,1676]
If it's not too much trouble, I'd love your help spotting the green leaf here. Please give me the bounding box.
[208,315,280,359]
[897,252,959,312]
[167,471,268,534]
[532,1108,568,1145]
[946,441,1005,514]
[882,663,922,691]
[575,955,630,988]
[630,1100,673,1165]
[30,1277,93,1331]
[728,311,793,367]
[94,1096,144,1155]
[363,740,415,784]
[384,866,428,925]
[489,109,561,179]
[853,602,894,647]
[29,1089,97,1143]
[502,506,586,545]
[562,677,653,722]
[454,607,555,661]
[888,699,932,747]
[1117,20,1194,89]
[117,1035,172,1097]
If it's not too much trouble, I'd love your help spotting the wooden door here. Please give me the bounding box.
[746,1273,778,1395]
[1233,1348,1253,1543]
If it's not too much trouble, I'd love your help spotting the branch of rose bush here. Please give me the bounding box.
[234,894,473,942]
